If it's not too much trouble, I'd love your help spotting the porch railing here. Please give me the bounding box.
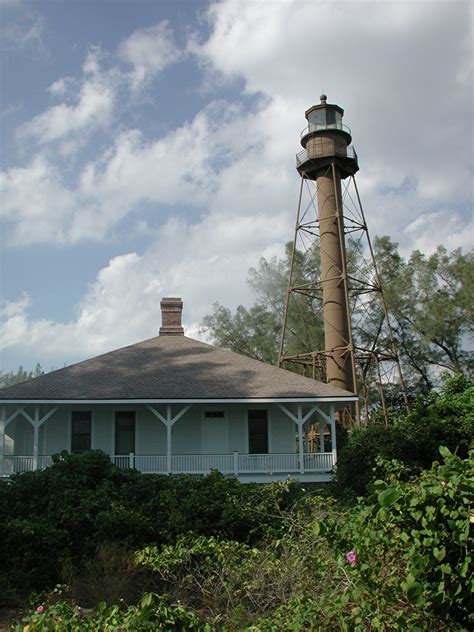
[2,452,335,476]
[1,455,53,475]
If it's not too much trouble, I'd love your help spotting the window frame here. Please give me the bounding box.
[71,410,92,453]
[247,409,269,454]
[114,410,136,456]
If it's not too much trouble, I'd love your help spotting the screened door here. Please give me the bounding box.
[115,411,135,455]
[248,410,268,454]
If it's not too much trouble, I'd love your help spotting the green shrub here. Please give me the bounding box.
[15,593,210,631]
[0,454,306,603]
[333,374,474,496]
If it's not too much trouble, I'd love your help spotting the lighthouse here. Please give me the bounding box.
[279,96,408,425]
[296,95,358,393]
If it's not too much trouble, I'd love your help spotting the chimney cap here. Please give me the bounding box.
[159,297,184,336]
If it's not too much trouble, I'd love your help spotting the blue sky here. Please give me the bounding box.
[1,0,472,374]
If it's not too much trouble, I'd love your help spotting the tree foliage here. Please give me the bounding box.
[201,242,324,368]
[333,374,474,496]
[0,363,44,388]
[374,239,473,391]
[202,239,473,394]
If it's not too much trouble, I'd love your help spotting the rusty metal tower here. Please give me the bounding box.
[278,95,407,426]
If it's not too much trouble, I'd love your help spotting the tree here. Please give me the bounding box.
[374,239,473,392]
[202,243,324,367]
[0,363,44,388]
[202,239,473,393]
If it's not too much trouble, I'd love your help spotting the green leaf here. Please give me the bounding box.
[433,547,446,562]
[439,446,452,459]
[378,487,400,507]
[406,581,422,603]
[141,593,153,608]
[311,522,320,536]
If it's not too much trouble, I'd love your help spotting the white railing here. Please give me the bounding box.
[304,452,335,471]
[172,454,234,474]
[238,453,300,473]
[2,455,52,474]
[110,455,132,470]
[1,452,335,476]
[135,455,167,474]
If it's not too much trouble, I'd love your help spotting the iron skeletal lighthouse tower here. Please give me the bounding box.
[279,96,407,425]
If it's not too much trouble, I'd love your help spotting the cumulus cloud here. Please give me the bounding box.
[0,155,77,245]
[119,21,182,90]
[1,0,472,368]
[0,12,45,56]
[18,47,115,153]
[196,0,472,241]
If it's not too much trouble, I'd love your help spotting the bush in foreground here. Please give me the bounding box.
[333,373,474,496]
[16,448,473,631]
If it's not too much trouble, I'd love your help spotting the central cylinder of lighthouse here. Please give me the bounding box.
[316,170,353,391]
[296,94,359,393]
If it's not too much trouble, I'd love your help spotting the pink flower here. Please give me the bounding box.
[36,605,45,614]
[345,550,358,565]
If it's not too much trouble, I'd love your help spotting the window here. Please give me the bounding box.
[309,109,326,127]
[248,410,268,454]
[71,411,91,453]
[115,411,135,455]
[204,411,225,418]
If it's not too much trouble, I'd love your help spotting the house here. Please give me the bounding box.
[0,298,357,482]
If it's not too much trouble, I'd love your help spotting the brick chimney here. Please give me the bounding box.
[159,297,184,336]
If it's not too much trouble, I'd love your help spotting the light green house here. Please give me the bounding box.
[0,299,356,482]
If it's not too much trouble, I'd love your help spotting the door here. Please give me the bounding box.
[248,410,268,454]
[202,411,228,454]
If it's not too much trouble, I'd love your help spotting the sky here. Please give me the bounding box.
[0,0,472,374]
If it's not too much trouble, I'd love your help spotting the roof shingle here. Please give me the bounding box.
[0,335,356,401]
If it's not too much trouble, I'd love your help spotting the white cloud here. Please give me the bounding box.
[119,21,181,90]
[0,294,30,349]
[0,155,77,245]
[0,13,45,55]
[404,209,474,256]
[18,47,115,152]
[1,0,472,368]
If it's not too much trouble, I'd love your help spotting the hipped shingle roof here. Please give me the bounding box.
[0,335,355,401]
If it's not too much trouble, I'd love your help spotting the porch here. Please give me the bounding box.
[1,450,336,482]
[0,399,342,483]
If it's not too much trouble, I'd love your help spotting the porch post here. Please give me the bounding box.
[297,405,304,474]
[319,418,325,453]
[0,407,5,476]
[166,405,172,475]
[329,404,337,467]
[33,406,40,471]
[147,404,191,476]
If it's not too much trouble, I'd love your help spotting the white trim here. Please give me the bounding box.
[0,407,4,474]
[0,396,357,405]
[268,407,273,454]
[91,409,95,451]
[135,408,140,456]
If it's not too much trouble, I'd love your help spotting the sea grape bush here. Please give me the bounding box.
[15,593,210,631]
[0,456,305,603]
[15,448,471,630]
[321,447,473,630]
[333,373,474,496]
